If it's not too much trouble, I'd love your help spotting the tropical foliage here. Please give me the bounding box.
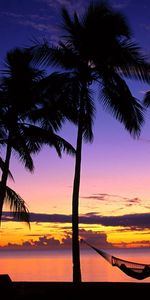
[0,47,75,225]
[32,1,150,282]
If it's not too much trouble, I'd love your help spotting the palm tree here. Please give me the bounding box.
[0,155,30,225]
[32,1,150,282]
[0,47,75,223]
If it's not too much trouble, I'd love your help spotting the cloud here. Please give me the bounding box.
[113,239,150,248]
[41,0,86,13]
[82,193,142,208]
[81,212,150,229]
[141,23,150,32]
[82,192,129,201]
[2,212,73,223]
[82,193,128,201]
[79,229,113,249]
[18,20,52,32]
[107,207,125,214]
[1,11,50,21]
[2,227,150,250]
[111,0,131,9]
[1,11,51,25]
[82,195,107,201]
[139,138,150,143]
[42,0,131,13]
[144,206,150,210]
[0,228,112,250]
[2,211,150,230]
[128,198,141,204]
[2,236,61,250]
[1,10,60,44]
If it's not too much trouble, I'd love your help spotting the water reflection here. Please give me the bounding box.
[0,249,150,282]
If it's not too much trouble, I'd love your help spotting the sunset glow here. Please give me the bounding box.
[0,0,150,257]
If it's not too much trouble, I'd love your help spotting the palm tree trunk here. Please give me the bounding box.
[72,81,87,283]
[72,115,83,283]
[0,137,12,222]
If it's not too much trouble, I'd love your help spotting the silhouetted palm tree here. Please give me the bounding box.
[0,155,30,225]
[0,48,75,224]
[0,48,42,225]
[32,2,150,282]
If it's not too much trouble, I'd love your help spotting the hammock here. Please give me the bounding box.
[81,240,150,280]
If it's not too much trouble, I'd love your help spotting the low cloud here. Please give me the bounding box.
[80,229,113,249]
[2,236,60,250]
[0,228,112,250]
[113,239,150,248]
[2,211,150,230]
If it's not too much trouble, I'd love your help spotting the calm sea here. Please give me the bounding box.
[0,248,150,282]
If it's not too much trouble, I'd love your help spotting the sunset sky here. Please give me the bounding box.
[1,0,150,250]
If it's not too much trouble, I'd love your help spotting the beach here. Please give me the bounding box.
[1,273,150,299]
[2,280,150,299]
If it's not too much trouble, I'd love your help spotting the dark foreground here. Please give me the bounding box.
[1,274,150,299]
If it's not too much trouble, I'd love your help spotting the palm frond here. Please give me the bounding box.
[82,88,95,143]
[37,43,79,70]
[83,1,131,38]
[30,41,52,67]
[100,73,144,137]
[12,129,34,172]
[4,185,30,227]
[143,91,150,107]
[3,48,45,87]
[61,7,83,47]
[28,71,81,129]
[29,72,69,131]
[21,125,75,157]
[115,40,150,83]
[52,133,76,157]
[61,7,75,35]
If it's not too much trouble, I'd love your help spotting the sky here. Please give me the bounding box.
[1,0,150,250]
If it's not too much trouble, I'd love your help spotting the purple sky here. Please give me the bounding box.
[1,0,150,248]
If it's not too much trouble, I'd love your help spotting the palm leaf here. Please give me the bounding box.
[143,91,150,107]
[82,87,95,143]
[12,128,34,172]
[4,185,30,227]
[61,7,75,35]
[36,43,80,70]
[114,40,150,83]
[100,72,144,137]
[82,2,131,39]
[21,124,76,157]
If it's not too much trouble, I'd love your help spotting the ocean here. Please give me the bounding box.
[0,248,150,282]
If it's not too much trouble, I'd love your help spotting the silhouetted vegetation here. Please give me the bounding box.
[32,1,150,282]
[0,48,75,225]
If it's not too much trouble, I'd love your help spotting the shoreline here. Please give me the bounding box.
[2,279,150,299]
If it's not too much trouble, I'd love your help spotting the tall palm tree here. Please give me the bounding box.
[0,47,75,223]
[32,2,150,282]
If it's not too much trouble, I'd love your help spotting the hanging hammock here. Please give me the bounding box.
[81,240,150,280]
